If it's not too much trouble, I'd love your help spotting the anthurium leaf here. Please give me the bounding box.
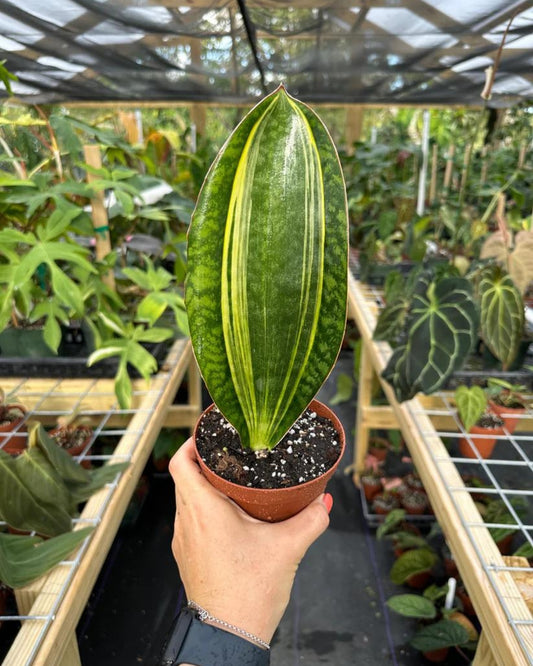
[34,424,89,485]
[478,265,524,370]
[67,462,130,504]
[411,619,469,652]
[382,273,478,402]
[0,450,72,536]
[386,594,437,619]
[0,527,93,589]
[455,385,486,432]
[373,298,409,345]
[390,548,437,585]
[186,86,348,451]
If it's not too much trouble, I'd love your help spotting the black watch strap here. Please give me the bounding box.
[159,607,271,666]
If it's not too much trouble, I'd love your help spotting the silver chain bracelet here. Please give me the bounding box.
[187,600,271,650]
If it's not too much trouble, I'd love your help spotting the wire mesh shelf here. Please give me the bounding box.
[0,338,199,666]
[349,274,533,666]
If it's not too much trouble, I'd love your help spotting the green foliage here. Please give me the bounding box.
[454,385,487,432]
[386,594,437,619]
[0,527,93,589]
[0,424,128,537]
[381,271,478,402]
[329,373,354,406]
[0,60,17,96]
[390,548,437,585]
[376,508,406,540]
[410,619,470,652]
[476,264,525,370]
[186,87,348,450]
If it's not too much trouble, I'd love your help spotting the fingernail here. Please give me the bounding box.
[323,493,333,514]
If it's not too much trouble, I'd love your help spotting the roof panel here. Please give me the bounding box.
[0,0,531,106]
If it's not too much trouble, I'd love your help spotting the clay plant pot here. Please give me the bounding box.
[368,436,389,462]
[0,404,28,455]
[458,424,505,459]
[193,399,345,522]
[361,474,383,501]
[422,648,449,663]
[49,425,93,468]
[401,490,429,515]
[488,398,526,434]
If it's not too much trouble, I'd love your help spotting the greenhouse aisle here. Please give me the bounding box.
[77,350,430,665]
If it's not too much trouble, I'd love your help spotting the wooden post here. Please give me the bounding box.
[429,143,438,205]
[460,143,472,194]
[345,106,364,155]
[443,144,455,194]
[353,339,375,484]
[118,111,142,145]
[83,144,116,291]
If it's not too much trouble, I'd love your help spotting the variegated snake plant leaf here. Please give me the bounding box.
[186,87,348,450]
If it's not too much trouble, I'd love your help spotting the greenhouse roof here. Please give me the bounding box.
[0,0,532,107]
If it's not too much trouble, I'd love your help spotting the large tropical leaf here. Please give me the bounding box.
[478,265,524,370]
[382,273,478,402]
[186,86,348,450]
[455,385,486,432]
[411,619,469,652]
[0,528,93,589]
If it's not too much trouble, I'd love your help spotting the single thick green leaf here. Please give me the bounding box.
[411,619,470,652]
[455,385,486,432]
[382,274,478,402]
[0,450,72,536]
[390,548,437,585]
[0,527,93,589]
[386,594,437,619]
[373,298,409,345]
[186,87,348,450]
[478,265,525,370]
[115,361,133,409]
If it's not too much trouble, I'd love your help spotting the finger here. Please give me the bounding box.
[274,494,330,558]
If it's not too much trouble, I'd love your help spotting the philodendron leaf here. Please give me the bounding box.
[411,619,470,652]
[382,273,478,402]
[386,594,437,619]
[186,86,348,451]
[0,450,72,536]
[454,385,487,432]
[0,527,93,589]
[68,462,130,504]
[478,265,524,370]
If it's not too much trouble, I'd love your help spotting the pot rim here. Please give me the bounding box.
[194,398,345,495]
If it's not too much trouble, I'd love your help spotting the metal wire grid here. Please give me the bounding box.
[352,279,533,664]
[0,357,180,663]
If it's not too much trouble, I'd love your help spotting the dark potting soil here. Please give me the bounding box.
[196,407,341,489]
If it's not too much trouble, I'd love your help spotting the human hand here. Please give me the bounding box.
[169,437,332,644]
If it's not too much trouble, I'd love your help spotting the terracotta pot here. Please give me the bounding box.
[406,570,432,589]
[495,533,514,555]
[488,399,525,434]
[194,399,345,522]
[0,404,28,455]
[458,424,505,459]
[456,586,475,617]
[49,426,93,468]
[422,648,449,663]
[361,475,383,501]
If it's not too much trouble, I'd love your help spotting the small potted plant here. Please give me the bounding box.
[48,410,94,467]
[360,468,383,501]
[485,378,530,434]
[454,385,505,459]
[368,435,389,462]
[372,491,400,516]
[401,489,430,516]
[186,87,348,521]
[0,388,27,455]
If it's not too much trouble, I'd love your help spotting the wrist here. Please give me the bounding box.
[188,601,270,650]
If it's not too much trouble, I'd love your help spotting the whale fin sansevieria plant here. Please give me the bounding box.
[186,86,348,452]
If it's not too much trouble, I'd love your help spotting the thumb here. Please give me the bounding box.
[276,493,331,559]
